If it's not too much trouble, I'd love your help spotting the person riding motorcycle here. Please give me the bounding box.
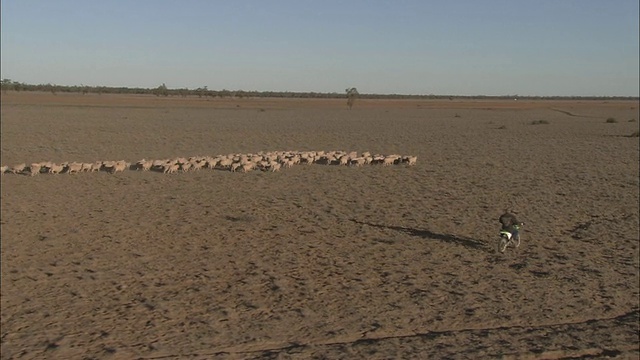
[499,212,524,241]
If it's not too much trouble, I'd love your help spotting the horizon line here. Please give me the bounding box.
[1,79,638,99]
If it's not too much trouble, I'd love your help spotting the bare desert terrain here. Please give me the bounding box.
[1,92,639,359]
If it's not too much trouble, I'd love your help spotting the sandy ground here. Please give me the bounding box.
[1,92,639,359]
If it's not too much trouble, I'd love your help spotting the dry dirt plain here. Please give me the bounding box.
[1,92,639,359]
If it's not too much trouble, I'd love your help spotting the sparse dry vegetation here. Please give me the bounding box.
[530,119,550,125]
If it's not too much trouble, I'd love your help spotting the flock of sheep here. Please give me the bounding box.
[1,150,418,176]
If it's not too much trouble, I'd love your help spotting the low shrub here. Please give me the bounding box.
[530,120,550,125]
[605,117,618,123]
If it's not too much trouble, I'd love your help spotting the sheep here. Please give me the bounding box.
[238,158,252,166]
[136,159,153,171]
[11,163,26,174]
[349,157,366,167]
[102,161,127,174]
[90,161,103,172]
[288,155,301,165]
[0,165,7,174]
[281,159,295,168]
[339,155,350,166]
[66,162,83,174]
[230,163,242,172]
[190,159,205,171]
[163,163,179,174]
[48,163,65,174]
[238,155,253,165]
[101,161,115,172]
[403,156,418,166]
[151,160,168,172]
[256,160,270,171]
[205,157,219,169]
[299,153,315,164]
[316,155,335,165]
[81,163,94,172]
[180,162,193,172]
[371,155,386,164]
[218,158,234,170]
[382,156,400,166]
[27,163,42,176]
[241,162,255,173]
[269,162,282,172]
[264,154,279,162]
[111,161,128,174]
[250,155,262,163]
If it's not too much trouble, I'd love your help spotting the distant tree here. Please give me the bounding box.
[1,79,12,94]
[46,83,58,95]
[196,86,208,98]
[155,83,169,97]
[345,87,359,109]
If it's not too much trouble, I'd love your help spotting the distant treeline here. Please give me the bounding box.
[1,79,637,101]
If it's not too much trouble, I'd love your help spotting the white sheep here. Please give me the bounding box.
[81,163,94,172]
[66,162,83,174]
[190,160,205,171]
[90,161,103,172]
[241,162,256,172]
[102,161,127,174]
[230,163,242,172]
[218,158,234,170]
[382,157,395,166]
[164,163,180,174]
[205,157,219,169]
[28,163,42,176]
[404,156,418,166]
[112,161,128,173]
[0,165,7,174]
[349,157,366,167]
[11,163,26,174]
[269,162,282,172]
[48,163,65,174]
[180,162,193,172]
[281,159,295,168]
[136,159,152,171]
[299,152,315,164]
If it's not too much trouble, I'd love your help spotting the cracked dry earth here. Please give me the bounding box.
[1,93,639,359]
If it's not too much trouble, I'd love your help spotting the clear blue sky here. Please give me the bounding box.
[2,1,638,96]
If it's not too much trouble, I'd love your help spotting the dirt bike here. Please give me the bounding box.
[498,223,523,253]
